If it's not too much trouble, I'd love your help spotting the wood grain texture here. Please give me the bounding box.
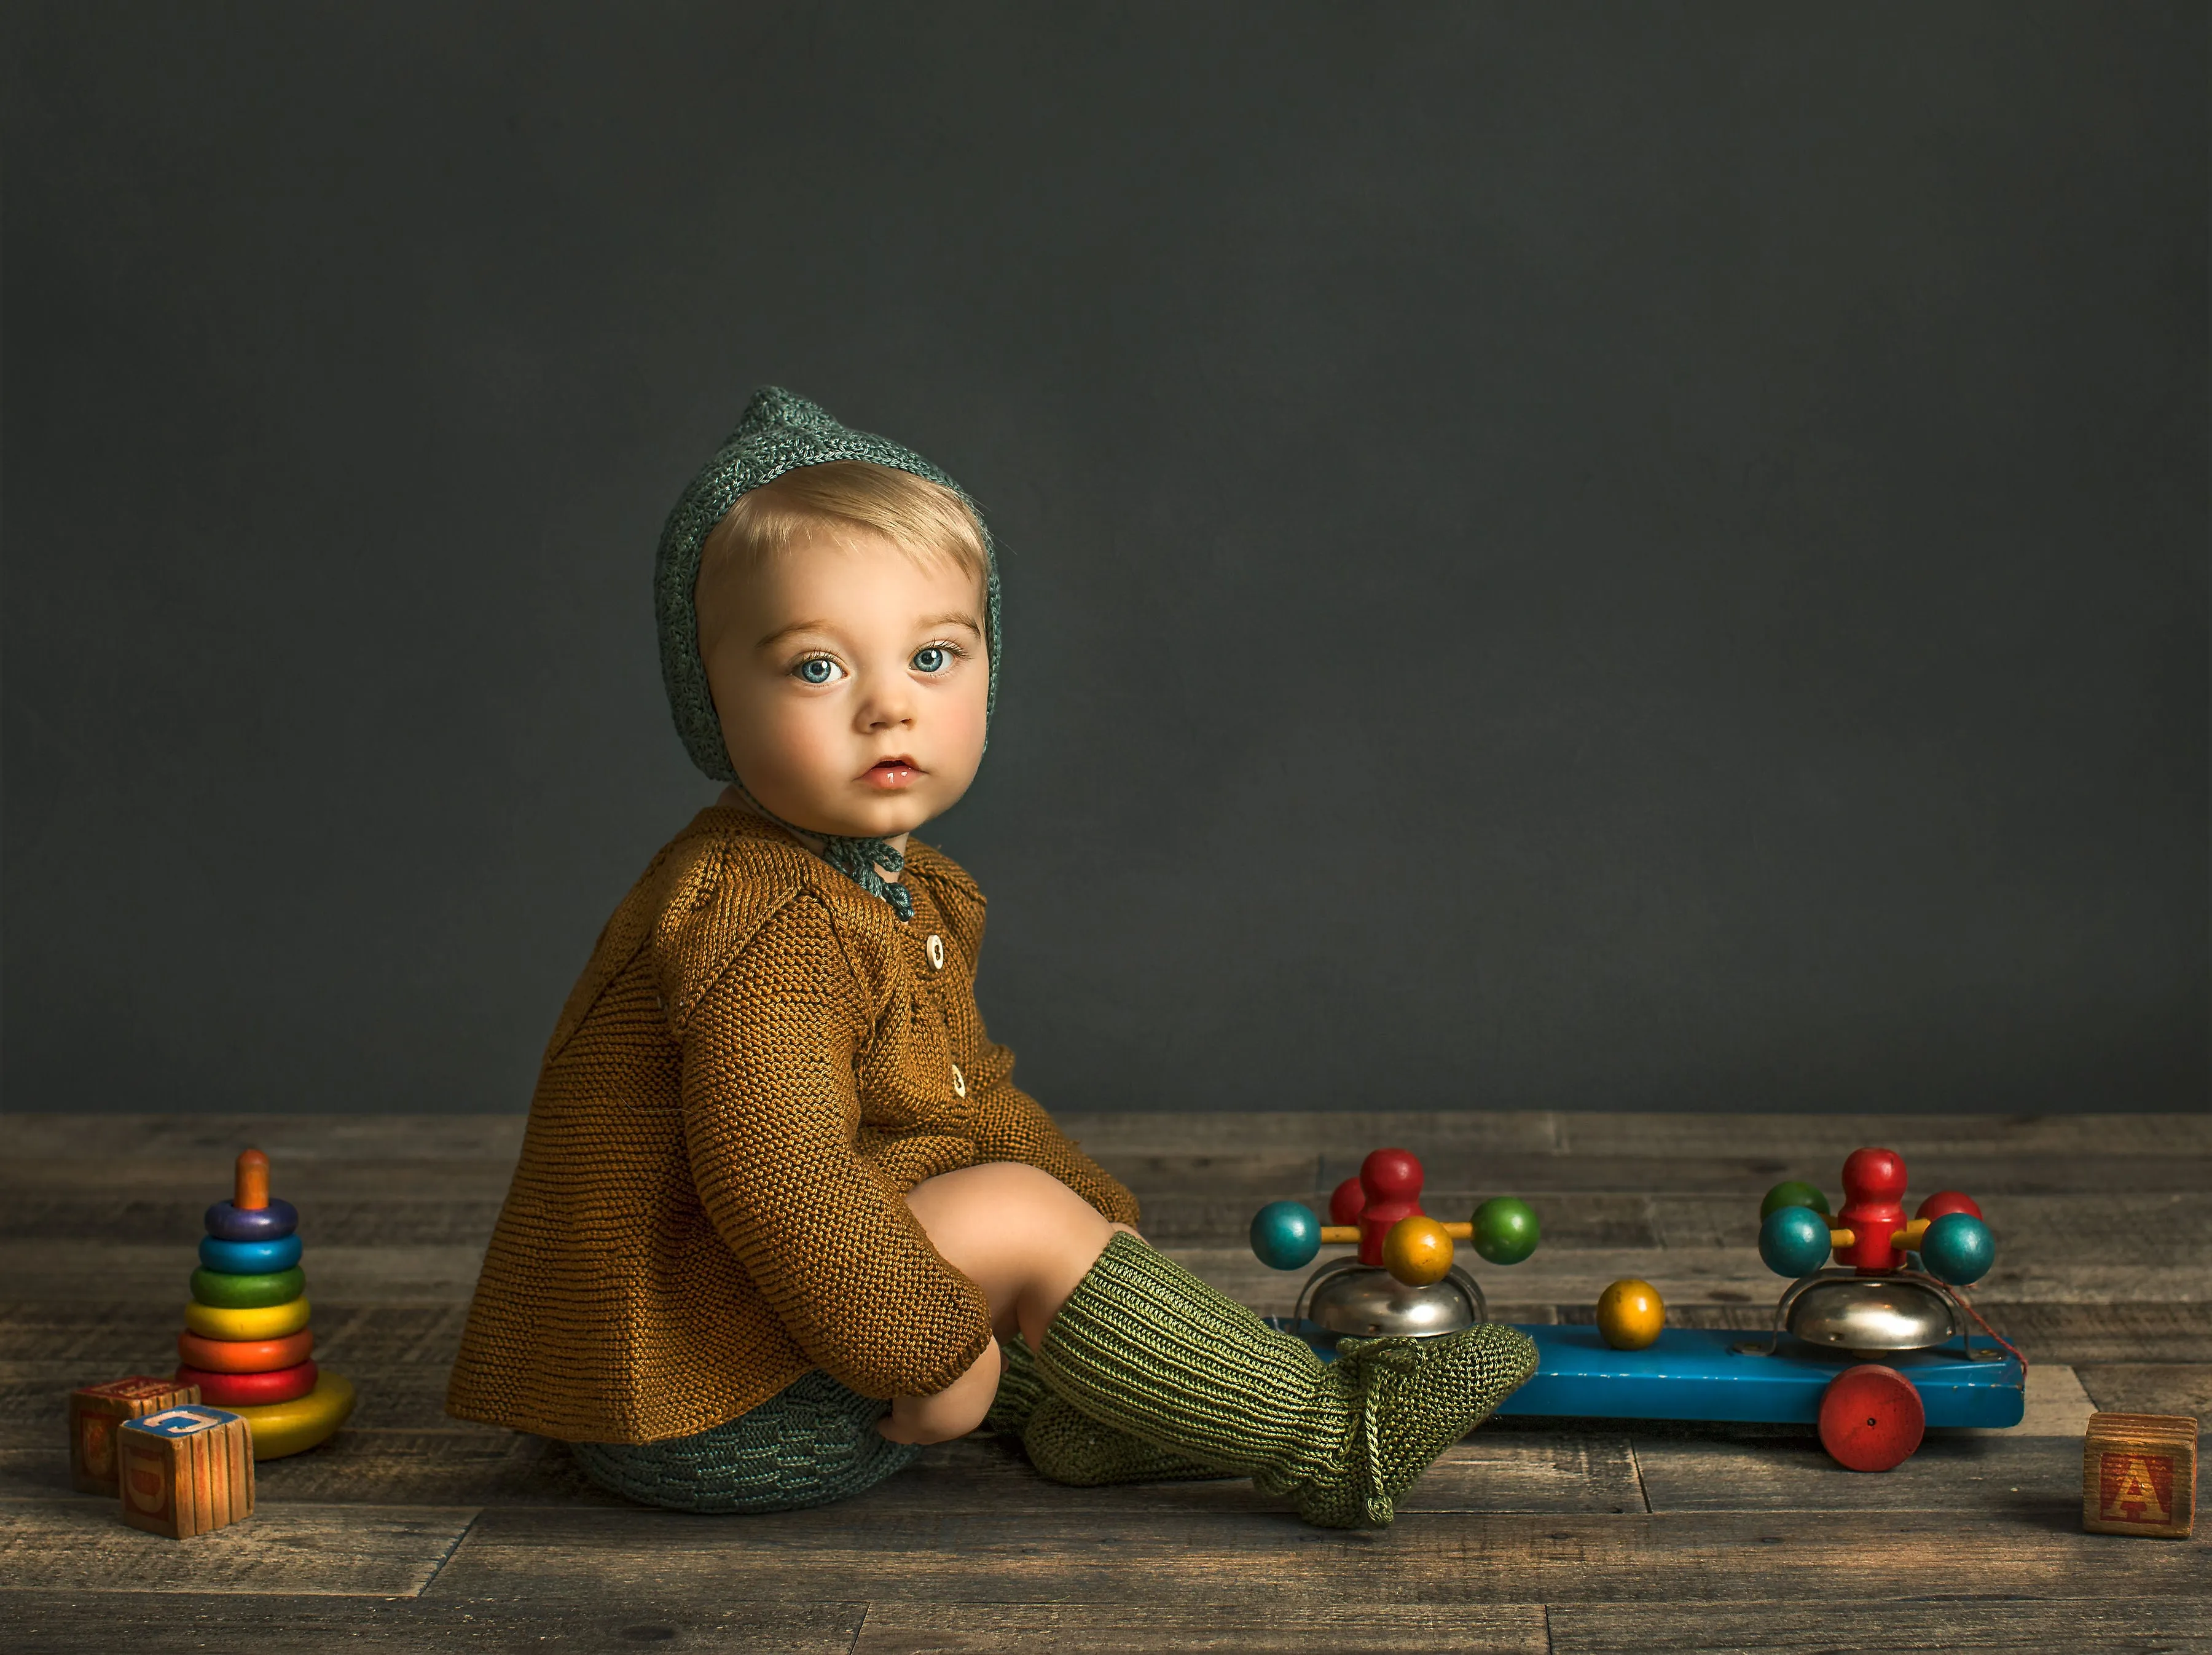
[2075,1364,2212,1426]
[1317,1151,2212,1196]
[0,1197,506,1247]
[1633,1431,2082,1512]
[849,1602,1551,1653]
[8,1158,520,1203]
[1974,1302,2212,1363]
[1546,1597,2212,1653]
[0,1592,867,1654]
[426,1506,2212,1605]
[0,1114,527,1162]
[1547,1112,2212,1158]
[8,1594,2204,1655]
[6,1107,2202,1646]
[0,1498,478,1597]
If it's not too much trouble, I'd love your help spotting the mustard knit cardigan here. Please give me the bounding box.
[445,807,1139,1443]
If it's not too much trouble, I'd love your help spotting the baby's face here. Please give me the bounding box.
[699,525,990,841]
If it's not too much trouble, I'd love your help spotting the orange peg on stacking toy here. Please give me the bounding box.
[235,1150,270,1213]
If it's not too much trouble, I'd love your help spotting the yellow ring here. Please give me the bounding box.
[184,1295,311,1342]
[227,1370,355,1459]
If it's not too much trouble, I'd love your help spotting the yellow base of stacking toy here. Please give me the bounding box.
[230,1370,355,1458]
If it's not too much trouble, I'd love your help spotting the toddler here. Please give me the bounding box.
[446,388,1536,1524]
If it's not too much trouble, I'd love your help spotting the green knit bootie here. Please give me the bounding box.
[1035,1233,1538,1528]
[988,1331,1233,1487]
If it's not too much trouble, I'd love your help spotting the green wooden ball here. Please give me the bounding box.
[1471,1197,1539,1265]
[1759,1180,1831,1222]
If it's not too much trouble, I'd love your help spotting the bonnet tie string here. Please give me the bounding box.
[732,782,914,923]
[816,834,914,922]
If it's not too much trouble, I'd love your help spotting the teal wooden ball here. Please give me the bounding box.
[1472,1198,1539,1265]
[1250,1201,1321,1271]
[1759,1205,1832,1278]
[1920,1212,1993,1286]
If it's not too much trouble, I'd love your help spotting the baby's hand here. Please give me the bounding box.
[877,1335,1004,1444]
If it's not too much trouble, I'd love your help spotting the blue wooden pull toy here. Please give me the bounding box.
[1253,1142,2024,1473]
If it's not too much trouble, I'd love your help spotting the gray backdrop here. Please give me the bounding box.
[6,4,2205,1116]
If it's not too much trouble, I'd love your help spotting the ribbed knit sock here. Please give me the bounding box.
[983,1332,1052,1436]
[1021,1392,1239,1487]
[1034,1233,1538,1528]
[987,1330,1232,1486]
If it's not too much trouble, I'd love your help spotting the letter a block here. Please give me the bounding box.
[2082,1411,2197,1539]
[117,1405,256,1539]
[68,1376,200,1496]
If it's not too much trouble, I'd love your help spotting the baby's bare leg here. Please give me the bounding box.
[877,1162,1139,1444]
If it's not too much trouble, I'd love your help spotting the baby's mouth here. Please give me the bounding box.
[862,757,923,791]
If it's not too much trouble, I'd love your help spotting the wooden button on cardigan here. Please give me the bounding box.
[445,806,1139,1444]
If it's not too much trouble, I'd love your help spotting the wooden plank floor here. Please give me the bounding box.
[2,1111,2205,1654]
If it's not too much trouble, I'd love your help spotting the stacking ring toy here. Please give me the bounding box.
[190,1265,305,1309]
[176,1328,313,1373]
[204,1197,299,1243]
[198,1233,303,1275]
[175,1358,318,1407]
[230,1370,355,1459]
[185,1295,311,1342]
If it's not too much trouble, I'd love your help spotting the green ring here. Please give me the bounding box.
[191,1265,306,1308]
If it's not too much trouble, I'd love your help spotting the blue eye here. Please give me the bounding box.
[912,646,949,673]
[794,658,842,685]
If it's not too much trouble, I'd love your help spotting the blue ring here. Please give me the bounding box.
[205,1198,299,1242]
[198,1233,304,1275]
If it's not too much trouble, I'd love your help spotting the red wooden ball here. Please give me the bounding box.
[1916,1190,1983,1222]
[1360,1147,1423,1204]
[1841,1146,1907,1205]
[1329,1176,1367,1225]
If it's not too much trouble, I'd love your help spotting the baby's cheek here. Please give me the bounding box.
[935,680,990,776]
[735,702,847,805]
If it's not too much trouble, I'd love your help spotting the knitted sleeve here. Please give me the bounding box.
[676,890,995,1401]
[964,1041,1141,1228]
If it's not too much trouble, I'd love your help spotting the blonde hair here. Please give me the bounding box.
[697,460,989,621]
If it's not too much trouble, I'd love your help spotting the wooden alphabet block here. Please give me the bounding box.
[116,1404,255,1539]
[2082,1411,2197,1539]
[68,1376,200,1496]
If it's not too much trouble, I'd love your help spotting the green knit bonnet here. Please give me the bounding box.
[654,387,1001,920]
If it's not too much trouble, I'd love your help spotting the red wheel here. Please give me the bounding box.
[1819,1363,1924,1471]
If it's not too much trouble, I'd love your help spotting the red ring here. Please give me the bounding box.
[175,1359,319,1407]
[177,1328,314,1374]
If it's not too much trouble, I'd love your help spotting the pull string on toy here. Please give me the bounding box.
[1948,1280,2030,1378]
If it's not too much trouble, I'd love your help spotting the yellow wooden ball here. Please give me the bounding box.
[1596,1278,1665,1350]
[1382,1215,1455,1286]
